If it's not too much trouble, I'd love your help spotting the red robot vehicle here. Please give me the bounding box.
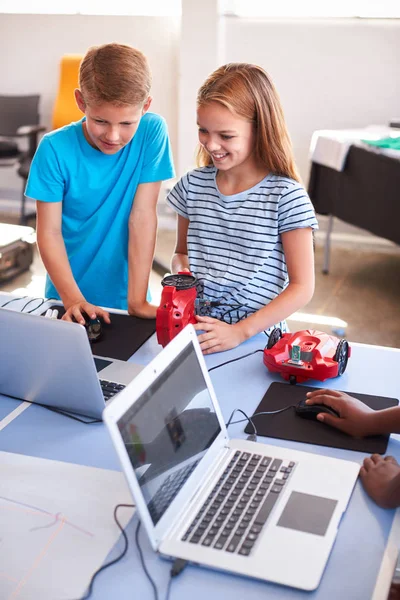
[263,328,351,385]
[156,273,198,347]
[156,272,247,347]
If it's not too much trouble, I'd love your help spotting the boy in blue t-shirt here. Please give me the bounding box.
[26,43,175,325]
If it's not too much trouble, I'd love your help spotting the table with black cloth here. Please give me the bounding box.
[308,144,400,272]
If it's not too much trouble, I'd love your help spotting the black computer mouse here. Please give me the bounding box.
[84,317,103,343]
[295,399,340,421]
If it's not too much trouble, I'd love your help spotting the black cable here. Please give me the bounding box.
[165,558,188,600]
[219,305,249,325]
[135,521,159,600]
[165,576,173,600]
[225,405,297,442]
[24,296,60,314]
[26,299,48,313]
[0,295,59,313]
[0,295,28,308]
[40,403,102,424]
[208,349,264,373]
[21,297,47,312]
[73,512,186,600]
[6,393,102,424]
[228,405,296,425]
[75,503,134,600]
[196,294,249,323]
[27,298,59,313]
[225,408,257,437]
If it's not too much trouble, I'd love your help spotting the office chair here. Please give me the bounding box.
[0,94,45,224]
[52,54,83,130]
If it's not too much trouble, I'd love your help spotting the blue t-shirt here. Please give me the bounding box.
[26,112,175,309]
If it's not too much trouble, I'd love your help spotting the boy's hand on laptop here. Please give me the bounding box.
[128,300,157,319]
[62,301,111,325]
[194,316,245,354]
[305,389,375,437]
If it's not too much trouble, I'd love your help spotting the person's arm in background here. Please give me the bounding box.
[127,181,161,318]
[306,389,400,509]
[171,214,190,273]
[36,201,110,324]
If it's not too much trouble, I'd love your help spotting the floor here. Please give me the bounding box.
[1,194,400,349]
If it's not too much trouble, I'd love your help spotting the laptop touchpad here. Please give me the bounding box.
[277,491,338,536]
[94,357,113,373]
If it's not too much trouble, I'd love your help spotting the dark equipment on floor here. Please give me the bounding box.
[0,223,35,282]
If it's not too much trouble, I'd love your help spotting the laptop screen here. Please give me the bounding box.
[117,341,221,525]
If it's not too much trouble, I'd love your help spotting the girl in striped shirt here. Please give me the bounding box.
[167,63,318,354]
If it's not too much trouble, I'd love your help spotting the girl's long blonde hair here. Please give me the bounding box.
[196,63,300,182]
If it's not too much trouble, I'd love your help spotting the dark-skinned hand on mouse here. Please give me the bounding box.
[295,399,340,421]
[304,389,376,437]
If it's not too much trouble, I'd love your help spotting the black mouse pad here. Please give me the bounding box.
[244,382,399,454]
[43,305,156,361]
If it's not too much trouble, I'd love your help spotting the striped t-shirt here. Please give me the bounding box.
[166,166,318,330]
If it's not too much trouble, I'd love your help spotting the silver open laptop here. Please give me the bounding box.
[0,308,143,419]
[103,324,359,591]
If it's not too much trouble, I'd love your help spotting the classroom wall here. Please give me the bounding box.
[0,14,399,183]
[0,14,180,159]
[225,18,400,181]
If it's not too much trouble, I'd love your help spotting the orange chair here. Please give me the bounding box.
[52,54,83,130]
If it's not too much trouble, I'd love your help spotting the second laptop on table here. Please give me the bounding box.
[0,308,143,419]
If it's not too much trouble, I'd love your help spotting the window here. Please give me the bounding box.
[225,0,400,18]
[0,0,181,16]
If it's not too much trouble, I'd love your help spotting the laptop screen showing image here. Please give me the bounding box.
[116,342,221,525]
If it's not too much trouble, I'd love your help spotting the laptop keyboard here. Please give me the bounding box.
[147,459,201,524]
[181,450,296,556]
[99,379,125,402]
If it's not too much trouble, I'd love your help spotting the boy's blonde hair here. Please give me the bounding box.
[196,63,300,182]
[79,43,152,106]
